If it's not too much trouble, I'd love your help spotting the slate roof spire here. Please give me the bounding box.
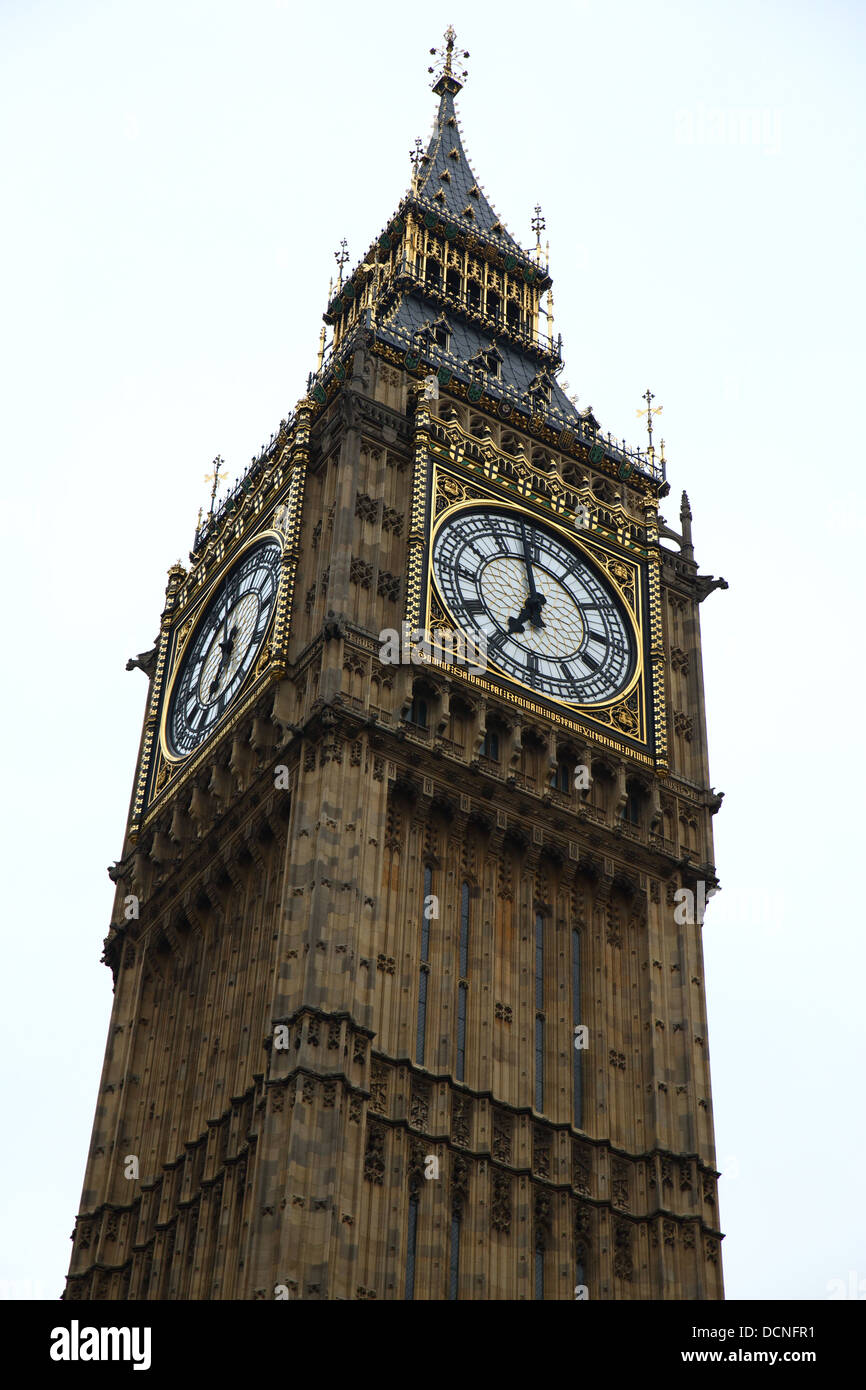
[417,26,519,249]
[312,28,666,489]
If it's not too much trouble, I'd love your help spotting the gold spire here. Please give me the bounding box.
[203,455,228,520]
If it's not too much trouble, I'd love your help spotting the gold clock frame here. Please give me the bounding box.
[127,404,311,842]
[429,490,643,698]
[157,527,285,768]
[421,459,656,763]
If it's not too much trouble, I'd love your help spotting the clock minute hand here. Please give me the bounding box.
[519,522,546,629]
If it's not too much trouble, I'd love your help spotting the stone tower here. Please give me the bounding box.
[65,30,726,1301]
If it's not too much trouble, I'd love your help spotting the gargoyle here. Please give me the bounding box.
[126,641,158,677]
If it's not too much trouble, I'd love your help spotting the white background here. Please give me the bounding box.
[1,0,864,1301]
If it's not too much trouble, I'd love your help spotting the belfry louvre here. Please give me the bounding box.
[66,29,726,1300]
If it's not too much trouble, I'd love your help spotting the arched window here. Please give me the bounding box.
[456,882,470,1081]
[591,762,611,815]
[521,739,541,787]
[556,760,571,794]
[483,347,502,379]
[624,780,643,825]
[407,692,428,728]
[429,312,451,349]
[480,729,500,761]
[448,699,469,749]
[535,912,545,1112]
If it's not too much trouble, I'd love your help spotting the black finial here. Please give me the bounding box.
[531,204,546,249]
[334,238,349,287]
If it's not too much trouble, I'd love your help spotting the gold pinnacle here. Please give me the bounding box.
[203,455,228,519]
[429,25,469,84]
[636,388,663,451]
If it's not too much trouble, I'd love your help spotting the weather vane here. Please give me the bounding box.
[429,25,469,85]
[203,455,228,519]
[637,388,663,452]
[334,238,349,287]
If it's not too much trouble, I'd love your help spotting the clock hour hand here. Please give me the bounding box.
[507,601,530,634]
[507,595,546,634]
[209,623,237,697]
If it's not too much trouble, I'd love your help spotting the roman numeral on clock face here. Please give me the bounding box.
[465,598,485,615]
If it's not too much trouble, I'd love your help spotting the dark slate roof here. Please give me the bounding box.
[379,291,581,427]
[315,74,664,486]
[415,86,519,248]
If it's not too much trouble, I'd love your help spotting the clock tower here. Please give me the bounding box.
[66,30,727,1301]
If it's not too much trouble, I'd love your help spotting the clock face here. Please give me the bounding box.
[166,536,282,758]
[431,506,635,705]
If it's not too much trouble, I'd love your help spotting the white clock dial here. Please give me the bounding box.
[166,536,282,757]
[432,506,635,705]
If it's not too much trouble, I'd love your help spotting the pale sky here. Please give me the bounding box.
[2,0,864,1301]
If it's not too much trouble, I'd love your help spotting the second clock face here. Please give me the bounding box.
[431,506,635,705]
[166,535,282,758]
